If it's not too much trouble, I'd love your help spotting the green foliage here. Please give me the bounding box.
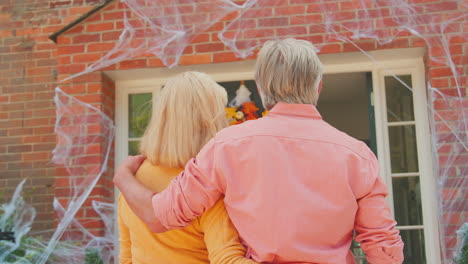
[84,248,104,264]
[0,236,43,263]
[458,245,468,264]
[455,224,468,264]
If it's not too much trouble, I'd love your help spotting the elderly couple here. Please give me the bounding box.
[114,39,404,264]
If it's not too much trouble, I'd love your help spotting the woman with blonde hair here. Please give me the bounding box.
[118,71,257,264]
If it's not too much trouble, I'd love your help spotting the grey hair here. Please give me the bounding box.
[255,38,323,110]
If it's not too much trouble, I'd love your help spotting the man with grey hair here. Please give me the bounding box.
[115,38,404,263]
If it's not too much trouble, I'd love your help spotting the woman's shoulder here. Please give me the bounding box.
[136,160,182,192]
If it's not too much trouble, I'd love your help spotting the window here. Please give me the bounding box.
[375,68,440,263]
[127,93,152,155]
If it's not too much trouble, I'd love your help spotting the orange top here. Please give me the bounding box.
[118,160,257,264]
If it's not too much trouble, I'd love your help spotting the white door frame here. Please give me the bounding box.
[111,47,441,263]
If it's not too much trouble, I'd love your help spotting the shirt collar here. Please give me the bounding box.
[268,103,322,119]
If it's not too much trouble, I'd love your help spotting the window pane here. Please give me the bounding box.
[400,229,426,264]
[389,125,419,173]
[129,93,152,138]
[128,141,140,155]
[385,75,414,122]
[392,177,423,225]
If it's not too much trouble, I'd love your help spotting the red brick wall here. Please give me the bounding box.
[0,0,108,231]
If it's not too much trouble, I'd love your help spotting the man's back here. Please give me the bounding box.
[152,104,403,264]
[214,103,389,263]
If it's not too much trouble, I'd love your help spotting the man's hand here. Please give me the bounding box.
[113,155,145,190]
[113,155,167,233]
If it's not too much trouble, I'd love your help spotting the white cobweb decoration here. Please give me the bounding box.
[0,87,116,263]
[0,0,466,263]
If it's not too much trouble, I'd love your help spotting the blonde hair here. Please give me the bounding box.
[140,71,228,168]
[255,38,323,110]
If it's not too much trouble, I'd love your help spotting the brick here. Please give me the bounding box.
[10,93,33,102]
[425,1,459,12]
[180,54,211,65]
[319,44,342,54]
[73,53,101,63]
[431,78,450,88]
[87,42,114,52]
[275,5,305,16]
[244,28,275,39]
[0,154,21,162]
[86,22,114,32]
[258,17,288,27]
[340,1,362,10]
[307,3,339,13]
[34,126,54,135]
[32,109,55,118]
[343,41,375,52]
[57,56,71,65]
[69,6,94,16]
[25,118,50,127]
[0,119,22,128]
[32,143,55,152]
[56,64,86,75]
[23,152,50,161]
[57,45,85,55]
[430,67,453,78]
[192,33,210,44]
[0,103,24,112]
[73,34,100,44]
[27,67,52,76]
[0,30,13,38]
[118,59,147,70]
[213,52,243,63]
[102,31,121,41]
[74,94,102,104]
[195,43,225,53]
[277,26,307,36]
[8,145,32,153]
[103,11,124,20]
[290,14,322,25]
[37,59,57,67]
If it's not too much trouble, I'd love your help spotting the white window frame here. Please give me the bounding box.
[111,48,440,263]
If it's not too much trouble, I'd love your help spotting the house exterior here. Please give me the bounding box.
[0,0,466,263]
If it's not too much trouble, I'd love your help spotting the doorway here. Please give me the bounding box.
[318,72,375,153]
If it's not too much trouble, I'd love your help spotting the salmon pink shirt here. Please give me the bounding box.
[152,103,404,264]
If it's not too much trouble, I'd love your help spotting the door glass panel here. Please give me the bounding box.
[400,229,426,264]
[385,75,414,122]
[392,177,423,225]
[129,93,152,138]
[128,141,140,155]
[388,125,419,173]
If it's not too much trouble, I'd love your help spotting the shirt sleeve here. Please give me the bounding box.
[152,138,225,229]
[200,199,259,264]
[354,151,404,264]
[118,194,133,264]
